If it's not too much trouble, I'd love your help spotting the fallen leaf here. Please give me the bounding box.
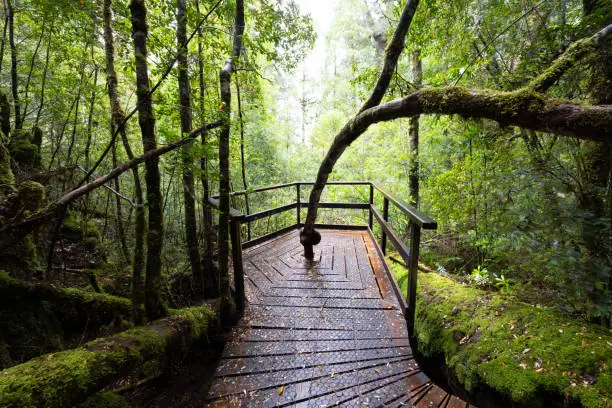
[277,386,284,396]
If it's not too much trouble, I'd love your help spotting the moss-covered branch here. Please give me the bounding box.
[527,23,612,93]
[302,86,612,241]
[0,307,215,408]
[0,271,132,328]
[0,271,131,318]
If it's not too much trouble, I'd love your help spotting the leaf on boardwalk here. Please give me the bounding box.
[277,386,284,396]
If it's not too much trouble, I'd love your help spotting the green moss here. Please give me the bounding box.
[0,273,133,368]
[390,261,611,408]
[79,392,129,408]
[0,306,214,408]
[61,213,101,242]
[16,181,45,213]
[8,138,40,167]
[62,212,81,234]
[1,234,40,269]
[0,134,14,190]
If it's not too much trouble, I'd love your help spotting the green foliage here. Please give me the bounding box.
[471,265,492,287]
[495,274,514,294]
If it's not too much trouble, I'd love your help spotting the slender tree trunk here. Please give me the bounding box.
[0,0,8,74]
[218,0,245,321]
[176,0,204,297]
[408,49,421,208]
[195,0,217,298]
[103,0,145,323]
[0,92,10,137]
[48,93,78,170]
[65,82,82,167]
[112,136,130,264]
[130,0,167,320]
[84,66,98,171]
[236,74,251,239]
[7,0,21,130]
[34,31,51,128]
[21,21,45,127]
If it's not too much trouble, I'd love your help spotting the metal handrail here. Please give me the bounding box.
[206,181,437,336]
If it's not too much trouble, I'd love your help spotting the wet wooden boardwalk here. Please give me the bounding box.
[206,228,472,407]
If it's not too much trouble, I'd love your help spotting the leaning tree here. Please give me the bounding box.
[299,0,612,257]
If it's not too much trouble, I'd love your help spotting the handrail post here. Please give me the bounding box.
[230,217,245,314]
[406,223,421,338]
[296,183,301,226]
[381,197,389,254]
[368,184,374,229]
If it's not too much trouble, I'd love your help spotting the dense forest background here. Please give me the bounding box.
[0,0,610,335]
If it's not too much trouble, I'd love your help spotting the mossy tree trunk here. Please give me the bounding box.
[103,0,145,324]
[408,49,421,208]
[195,0,218,298]
[6,0,21,130]
[218,0,245,321]
[129,0,167,321]
[176,0,204,298]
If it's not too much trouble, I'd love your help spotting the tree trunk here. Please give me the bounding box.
[301,24,612,258]
[218,0,245,321]
[84,65,97,171]
[195,0,218,298]
[21,21,45,127]
[0,0,8,74]
[301,0,421,257]
[408,49,421,207]
[236,74,251,239]
[34,30,51,128]
[176,0,204,297]
[0,306,215,408]
[129,0,167,320]
[0,92,10,137]
[111,138,130,264]
[6,0,21,130]
[104,0,145,323]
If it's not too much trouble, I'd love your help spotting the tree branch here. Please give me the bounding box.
[360,0,420,112]
[527,23,612,93]
[0,121,222,251]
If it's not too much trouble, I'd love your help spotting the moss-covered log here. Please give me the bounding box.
[0,307,215,408]
[0,272,132,367]
[390,264,611,408]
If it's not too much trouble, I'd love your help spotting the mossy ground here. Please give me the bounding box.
[389,260,611,408]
